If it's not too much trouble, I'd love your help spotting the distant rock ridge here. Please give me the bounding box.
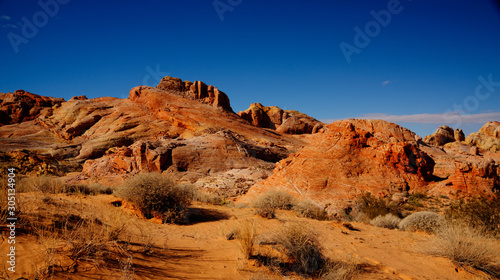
[0,90,64,125]
[1,81,500,205]
[156,76,232,112]
[237,103,323,134]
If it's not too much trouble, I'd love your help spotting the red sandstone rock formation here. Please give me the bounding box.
[0,90,64,125]
[241,119,434,210]
[1,78,499,205]
[156,76,232,112]
[237,103,323,134]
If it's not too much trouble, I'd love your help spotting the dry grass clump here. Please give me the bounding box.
[293,200,330,221]
[18,176,114,196]
[116,172,192,223]
[429,223,500,278]
[192,188,232,206]
[65,183,114,195]
[370,213,401,229]
[353,192,402,220]
[320,255,360,280]
[19,175,66,193]
[398,211,445,233]
[446,195,500,237]
[120,255,135,280]
[235,219,258,259]
[21,198,137,278]
[273,223,325,275]
[252,190,296,219]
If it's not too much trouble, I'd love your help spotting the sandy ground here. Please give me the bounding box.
[0,193,494,280]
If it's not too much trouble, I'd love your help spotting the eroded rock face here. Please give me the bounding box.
[0,90,64,125]
[466,122,500,152]
[242,119,434,210]
[1,80,304,195]
[237,103,323,134]
[80,130,288,197]
[422,142,500,196]
[156,76,233,112]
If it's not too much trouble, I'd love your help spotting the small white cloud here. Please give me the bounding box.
[0,15,11,21]
[359,112,500,124]
[382,80,390,86]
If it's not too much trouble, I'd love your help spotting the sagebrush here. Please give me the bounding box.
[354,192,401,220]
[398,211,445,233]
[274,223,325,275]
[293,200,330,220]
[429,223,500,278]
[445,195,500,237]
[370,213,401,229]
[252,190,296,218]
[116,173,192,223]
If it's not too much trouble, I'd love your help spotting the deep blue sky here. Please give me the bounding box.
[1,0,500,137]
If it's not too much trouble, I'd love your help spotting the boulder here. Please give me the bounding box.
[454,128,465,142]
[424,125,455,146]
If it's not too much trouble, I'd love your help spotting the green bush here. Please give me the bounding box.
[115,173,191,223]
[398,211,445,233]
[293,200,329,220]
[370,214,401,229]
[445,195,500,237]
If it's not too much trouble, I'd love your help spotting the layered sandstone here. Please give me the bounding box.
[241,119,434,210]
[237,103,323,134]
[156,76,232,112]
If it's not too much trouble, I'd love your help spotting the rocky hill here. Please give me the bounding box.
[1,77,499,210]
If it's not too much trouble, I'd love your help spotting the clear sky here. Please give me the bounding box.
[1,0,500,137]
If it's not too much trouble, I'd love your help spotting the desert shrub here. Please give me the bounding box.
[398,211,445,233]
[236,220,257,259]
[320,256,360,280]
[274,223,326,275]
[66,183,114,195]
[65,219,108,272]
[430,223,500,278]
[370,213,401,229]
[116,173,191,223]
[408,192,428,207]
[445,195,500,237]
[252,190,296,218]
[293,200,329,220]
[192,189,232,206]
[354,192,401,220]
